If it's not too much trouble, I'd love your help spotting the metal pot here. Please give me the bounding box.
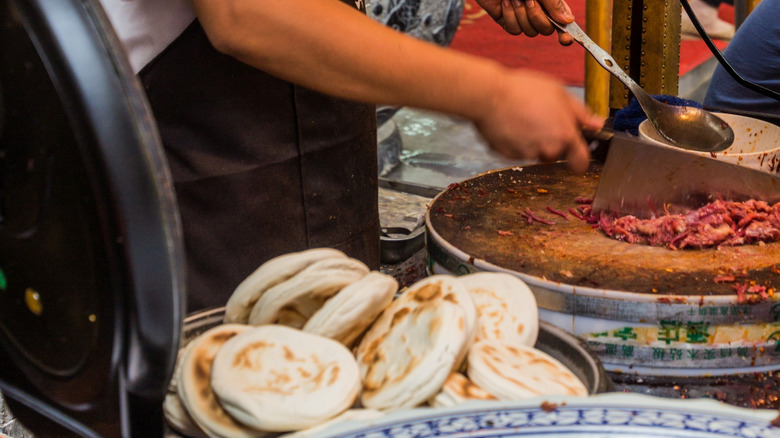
[425,163,780,384]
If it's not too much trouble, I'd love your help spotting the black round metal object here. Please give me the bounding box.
[426,163,780,298]
[0,0,185,436]
[536,321,613,396]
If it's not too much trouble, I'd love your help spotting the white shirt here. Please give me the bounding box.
[98,0,196,73]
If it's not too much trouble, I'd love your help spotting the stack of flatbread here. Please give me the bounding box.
[224,248,398,348]
[355,271,587,411]
[164,249,589,438]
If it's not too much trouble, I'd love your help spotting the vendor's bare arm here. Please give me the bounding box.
[190,0,603,172]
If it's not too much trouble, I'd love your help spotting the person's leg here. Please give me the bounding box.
[681,0,735,40]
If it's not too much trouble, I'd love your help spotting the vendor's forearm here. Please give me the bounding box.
[191,0,509,123]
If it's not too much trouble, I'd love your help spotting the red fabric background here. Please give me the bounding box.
[449,0,733,87]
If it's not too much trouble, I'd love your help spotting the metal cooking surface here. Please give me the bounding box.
[427,162,780,297]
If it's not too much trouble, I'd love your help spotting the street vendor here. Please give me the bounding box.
[97,0,604,312]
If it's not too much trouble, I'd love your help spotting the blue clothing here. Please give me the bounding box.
[704,0,780,115]
[613,95,701,136]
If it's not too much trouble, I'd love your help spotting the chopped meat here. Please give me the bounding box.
[713,275,736,283]
[594,200,780,249]
[521,208,555,225]
[546,205,569,220]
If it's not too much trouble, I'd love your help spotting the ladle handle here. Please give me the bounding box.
[545,16,651,110]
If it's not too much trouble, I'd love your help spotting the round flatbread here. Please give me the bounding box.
[467,340,588,401]
[210,325,361,432]
[167,340,195,394]
[247,257,369,327]
[277,409,384,438]
[459,272,539,347]
[303,271,398,347]
[224,248,347,323]
[163,392,207,438]
[357,275,477,371]
[177,324,262,438]
[428,372,496,408]
[356,298,468,411]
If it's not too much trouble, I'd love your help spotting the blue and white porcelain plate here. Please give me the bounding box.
[317,394,780,437]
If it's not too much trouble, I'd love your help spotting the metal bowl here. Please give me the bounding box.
[639,112,780,174]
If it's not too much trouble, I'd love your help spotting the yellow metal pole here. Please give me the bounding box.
[584,0,611,118]
[746,0,761,14]
[608,0,681,112]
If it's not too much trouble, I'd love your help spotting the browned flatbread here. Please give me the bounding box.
[468,340,588,400]
[176,324,264,438]
[224,248,348,323]
[247,258,369,327]
[303,271,398,347]
[210,325,362,432]
[459,272,538,347]
[429,372,496,407]
[356,276,474,410]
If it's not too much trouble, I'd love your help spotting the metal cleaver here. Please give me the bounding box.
[591,132,780,218]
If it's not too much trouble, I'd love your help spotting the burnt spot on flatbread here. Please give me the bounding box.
[443,293,458,304]
[506,345,521,355]
[284,346,304,362]
[411,283,443,302]
[211,330,240,343]
[445,373,496,400]
[480,326,494,339]
[362,348,392,392]
[232,341,272,369]
[426,311,443,334]
[298,367,312,378]
[477,343,586,397]
[197,387,238,427]
[480,345,504,363]
[271,369,293,386]
[362,371,384,392]
[205,392,221,417]
[463,382,496,400]
[194,352,210,382]
[480,353,537,394]
[199,383,211,400]
[390,307,411,328]
[359,335,387,366]
[327,365,340,386]
[483,309,502,320]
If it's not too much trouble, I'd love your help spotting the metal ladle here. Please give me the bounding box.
[546,16,735,153]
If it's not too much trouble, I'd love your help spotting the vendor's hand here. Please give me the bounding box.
[474,69,604,174]
[474,0,576,45]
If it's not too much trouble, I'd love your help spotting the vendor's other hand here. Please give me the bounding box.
[474,69,604,174]
[475,0,575,45]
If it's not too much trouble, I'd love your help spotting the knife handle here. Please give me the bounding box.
[584,128,614,163]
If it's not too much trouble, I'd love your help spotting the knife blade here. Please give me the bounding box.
[591,132,780,218]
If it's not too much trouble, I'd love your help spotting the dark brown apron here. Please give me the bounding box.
[139,2,379,313]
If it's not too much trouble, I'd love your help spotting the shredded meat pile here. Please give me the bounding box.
[580,199,780,249]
